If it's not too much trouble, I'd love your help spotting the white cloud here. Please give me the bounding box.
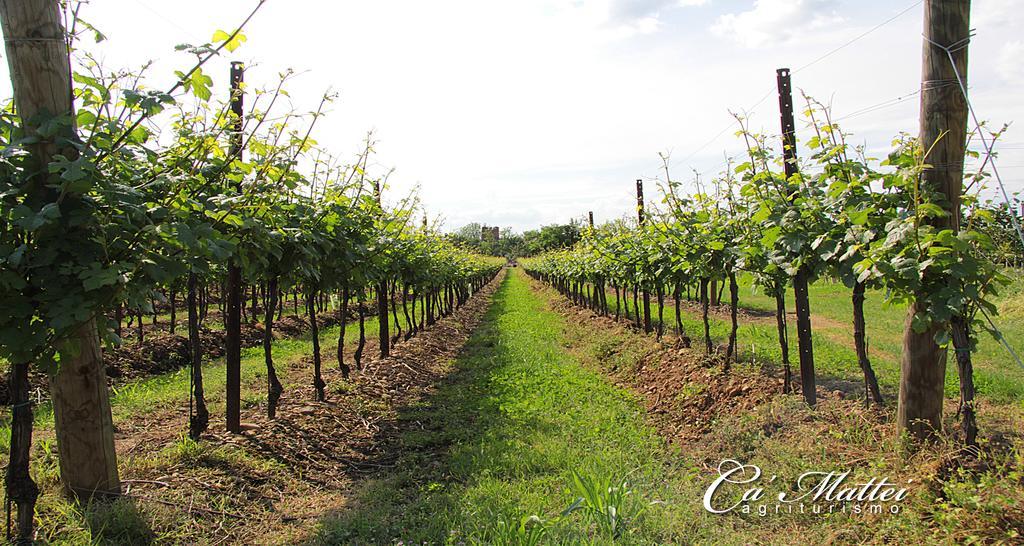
[616,16,662,37]
[601,0,709,35]
[711,0,842,48]
[973,0,1018,29]
[996,40,1024,83]
[607,0,675,21]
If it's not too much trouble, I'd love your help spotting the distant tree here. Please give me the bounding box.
[449,221,580,259]
[522,222,581,255]
[451,222,483,247]
[480,227,525,258]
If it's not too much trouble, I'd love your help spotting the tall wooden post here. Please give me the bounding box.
[375,181,390,357]
[225,61,244,433]
[637,180,652,333]
[777,67,816,407]
[1,0,120,503]
[52,323,120,497]
[898,0,970,442]
[588,211,594,228]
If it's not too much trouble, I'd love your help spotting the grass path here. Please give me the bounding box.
[312,269,709,544]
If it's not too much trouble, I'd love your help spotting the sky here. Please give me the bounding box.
[1,0,1021,232]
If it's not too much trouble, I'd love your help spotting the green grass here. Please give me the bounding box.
[599,272,1024,404]
[733,272,1024,403]
[312,269,703,544]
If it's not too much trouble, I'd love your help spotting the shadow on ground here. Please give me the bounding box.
[296,273,545,544]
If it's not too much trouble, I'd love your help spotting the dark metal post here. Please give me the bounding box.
[637,179,652,333]
[375,181,390,357]
[225,61,244,433]
[777,67,816,407]
[636,180,645,225]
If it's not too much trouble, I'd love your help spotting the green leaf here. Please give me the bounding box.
[80,265,120,291]
[176,68,213,102]
[212,29,247,52]
[918,203,948,218]
[847,208,869,226]
[911,312,930,333]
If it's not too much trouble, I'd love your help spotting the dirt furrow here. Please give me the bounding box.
[79,271,507,544]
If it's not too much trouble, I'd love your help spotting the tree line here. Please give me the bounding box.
[450,221,582,258]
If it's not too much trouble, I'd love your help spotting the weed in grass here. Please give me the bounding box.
[676,382,706,401]
[169,434,207,466]
[330,380,353,395]
[931,441,1024,543]
[563,469,636,538]
[481,514,548,546]
[82,498,155,545]
[242,393,264,409]
[35,436,61,475]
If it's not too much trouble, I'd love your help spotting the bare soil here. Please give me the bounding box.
[539,278,807,445]
[93,273,504,544]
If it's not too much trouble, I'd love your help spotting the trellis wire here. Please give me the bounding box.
[980,308,1024,373]
[923,31,1024,251]
[660,0,925,183]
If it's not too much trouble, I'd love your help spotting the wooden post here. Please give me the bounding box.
[51,321,120,498]
[637,180,652,333]
[588,211,594,228]
[777,67,816,407]
[1,0,121,504]
[898,0,970,442]
[225,61,244,433]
